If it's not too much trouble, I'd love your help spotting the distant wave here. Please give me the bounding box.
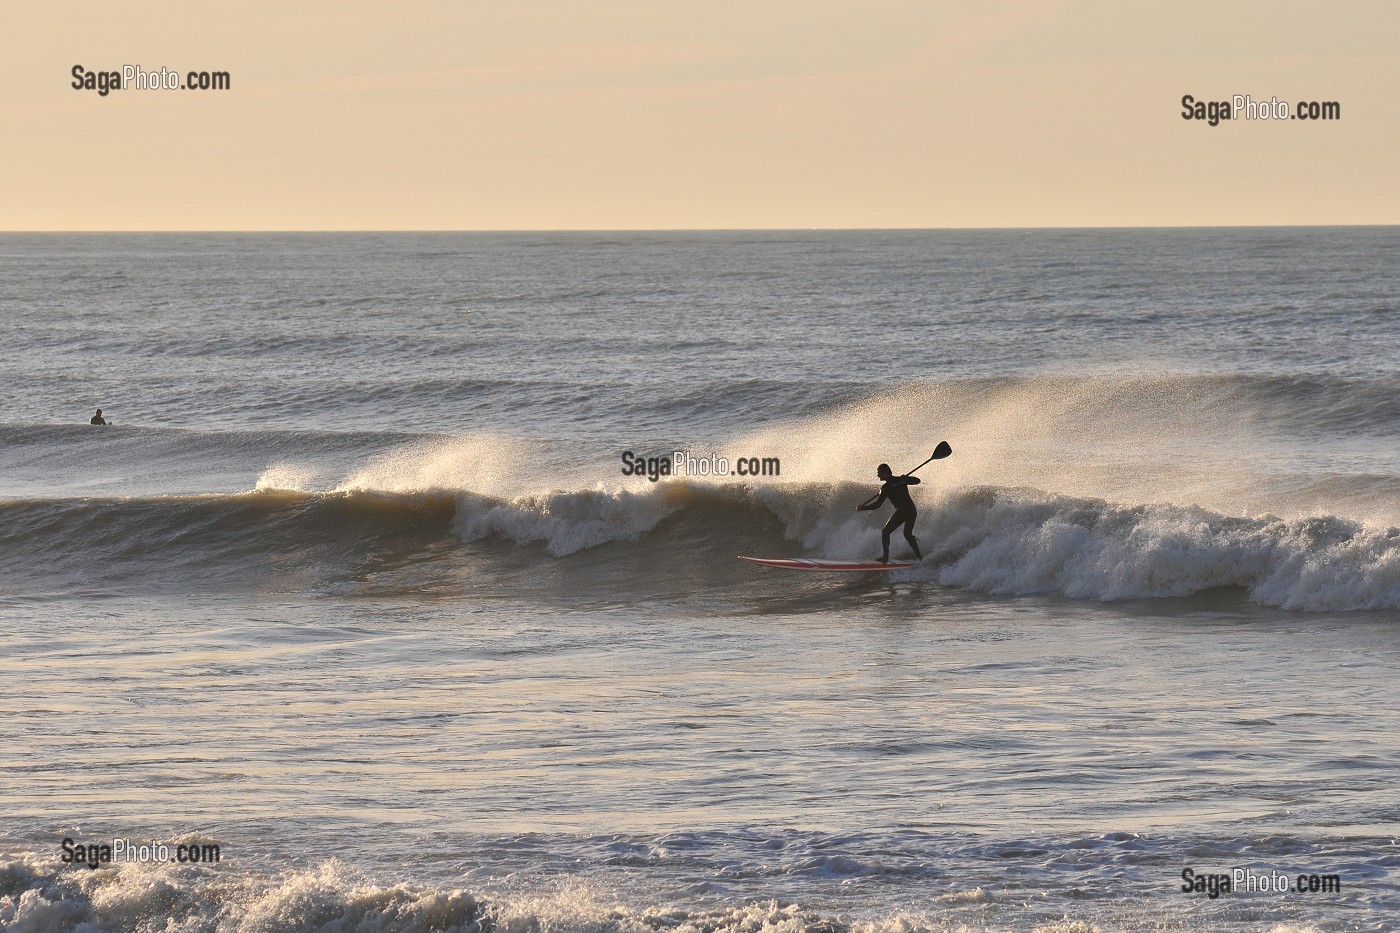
[3,479,1398,611]
[5,371,1400,453]
[0,423,430,455]
[5,368,1400,470]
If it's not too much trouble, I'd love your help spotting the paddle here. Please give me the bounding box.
[856,440,952,510]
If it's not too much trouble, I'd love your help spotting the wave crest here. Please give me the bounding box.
[920,487,1400,611]
[2,479,1398,610]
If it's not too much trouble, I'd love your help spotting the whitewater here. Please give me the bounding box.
[1,229,1397,931]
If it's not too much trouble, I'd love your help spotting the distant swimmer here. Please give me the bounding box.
[89,408,109,425]
[856,463,923,563]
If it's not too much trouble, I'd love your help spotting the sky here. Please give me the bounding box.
[5,1,1396,230]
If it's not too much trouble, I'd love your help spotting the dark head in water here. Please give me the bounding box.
[876,463,892,480]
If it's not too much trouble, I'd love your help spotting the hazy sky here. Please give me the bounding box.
[6,1,1396,229]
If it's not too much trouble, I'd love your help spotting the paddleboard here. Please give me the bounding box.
[738,556,916,572]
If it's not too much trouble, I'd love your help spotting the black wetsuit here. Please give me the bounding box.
[865,476,922,561]
[89,415,107,425]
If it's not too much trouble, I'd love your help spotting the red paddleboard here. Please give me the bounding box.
[738,556,916,572]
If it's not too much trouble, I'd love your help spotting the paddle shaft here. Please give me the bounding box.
[857,458,931,510]
[857,444,949,510]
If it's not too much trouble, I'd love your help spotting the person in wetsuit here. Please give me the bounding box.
[89,408,108,425]
[856,463,923,563]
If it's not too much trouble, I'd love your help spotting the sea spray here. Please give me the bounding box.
[4,480,1396,610]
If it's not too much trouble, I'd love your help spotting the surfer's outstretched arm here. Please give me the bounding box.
[856,492,886,512]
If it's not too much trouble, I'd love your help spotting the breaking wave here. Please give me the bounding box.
[2,479,1398,611]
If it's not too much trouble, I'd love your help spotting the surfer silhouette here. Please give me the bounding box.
[856,463,922,563]
[89,408,108,426]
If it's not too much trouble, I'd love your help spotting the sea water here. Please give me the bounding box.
[1,229,1398,931]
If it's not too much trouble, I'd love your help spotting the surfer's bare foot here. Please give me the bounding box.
[877,555,889,563]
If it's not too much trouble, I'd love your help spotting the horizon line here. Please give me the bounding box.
[2,223,1397,234]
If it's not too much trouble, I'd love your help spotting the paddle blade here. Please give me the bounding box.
[932,440,953,459]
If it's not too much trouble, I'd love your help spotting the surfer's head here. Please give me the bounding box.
[94,408,102,416]
[877,463,892,480]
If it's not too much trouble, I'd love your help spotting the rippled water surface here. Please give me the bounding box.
[2,230,1398,931]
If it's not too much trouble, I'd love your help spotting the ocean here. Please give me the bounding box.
[1,229,1397,931]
